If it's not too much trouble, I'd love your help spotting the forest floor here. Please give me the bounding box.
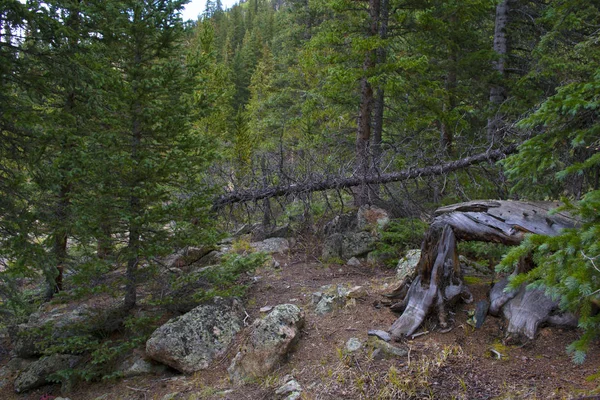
[2,237,600,400]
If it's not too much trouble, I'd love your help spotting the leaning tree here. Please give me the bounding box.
[387,200,580,341]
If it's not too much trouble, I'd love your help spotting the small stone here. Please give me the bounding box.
[311,292,323,304]
[367,337,408,358]
[347,286,368,299]
[345,338,362,353]
[275,379,302,395]
[260,306,273,313]
[161,393,180,400]
[347,257,361,266]
[345,298,357,308]
[286,392,301,400]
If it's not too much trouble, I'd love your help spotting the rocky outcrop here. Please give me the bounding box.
[0,358,33,391]
[250,238,290,254]
[312,285,367,315]
[322,206,390,260]
[164,246,217,270]
[228,304,304,384]
[146,297,245,374]
[14,354,81,393]
[12,299,124,358]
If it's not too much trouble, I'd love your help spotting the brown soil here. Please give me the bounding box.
[2,242,600,400]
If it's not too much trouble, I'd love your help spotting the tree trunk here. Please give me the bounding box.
[213,144,518,209]
[388,200,579,341]
[354,0,380,207]
[371,0,388,199]
[487,0,510,142]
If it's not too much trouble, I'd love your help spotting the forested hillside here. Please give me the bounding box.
[0,0,599,398]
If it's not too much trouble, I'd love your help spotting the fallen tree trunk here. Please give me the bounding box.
[212,145,518,209]
[388,200,580,341]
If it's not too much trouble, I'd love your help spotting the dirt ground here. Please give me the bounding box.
[2,242,600,400]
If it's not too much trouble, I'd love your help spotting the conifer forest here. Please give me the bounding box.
[1,0,600,399]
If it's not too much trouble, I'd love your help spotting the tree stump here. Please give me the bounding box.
[388,200,579,340]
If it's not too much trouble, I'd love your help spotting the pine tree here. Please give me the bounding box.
[96,0,217,309]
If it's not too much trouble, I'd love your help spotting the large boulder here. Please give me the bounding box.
[322,206,390,260]
[250,238,290,254]
[12,299,124,358]
[146,297,245,374]
[322,231,375,260]
[228,304,304,384]
[0,358,33,391]
[357,205,390,231]
[163,246,217,270]
[14,354,81,393]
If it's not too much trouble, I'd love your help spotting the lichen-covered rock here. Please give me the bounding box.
[250,238,290,254]
[322,232,376,260]
[396,249,421,281]
[367,337,408,359]
[345,338,362,353]
[12,299,124,358]
[228,304,304,384]
[118,352,167,378]
[146,297,245,374]
[357,205,390,231]
[0,358,33,390]
[313,285,350,315]
[14,354,80,393]
[164,246,216,269]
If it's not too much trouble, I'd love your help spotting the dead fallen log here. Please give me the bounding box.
[212,145,518,209]
[388,200,580,341]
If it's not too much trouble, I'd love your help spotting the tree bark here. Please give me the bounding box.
[371,0,389,199]
[487,0,510,142]
[213,144,518,209]
[388,200,579,341]
[354,0,380,207]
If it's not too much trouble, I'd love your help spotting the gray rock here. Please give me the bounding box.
[228,304,304,384]
[276,379,302,395]
[285,393,301,400]
[0,358,34,390]
[12,300,124,358]
[119,353,167,378]
[146,297,245,374]
[14,354,80,393]
[314,285,350,315]
[250,238,290,254]
[357,205,390,231]
[396,249,421,281]
[322,232,376,260]
[347,257,361,267]
[191,250,224,269]
[345,338,362,353]
[323,213,358,236]
[164,246,216,269]
[367,337,408,358]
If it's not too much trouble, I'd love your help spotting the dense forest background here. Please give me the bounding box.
[1,0,599,380]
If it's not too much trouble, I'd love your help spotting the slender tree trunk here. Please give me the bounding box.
[487,0,510,142]
[125,37,143,309]
[125,111,141,310]
[355,0,380,206]
[371,0,388,200]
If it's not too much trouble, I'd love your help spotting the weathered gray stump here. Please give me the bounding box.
[388,200,579,341]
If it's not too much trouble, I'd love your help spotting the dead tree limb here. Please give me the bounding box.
[389,200,580,341]
[212,145,518,210]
